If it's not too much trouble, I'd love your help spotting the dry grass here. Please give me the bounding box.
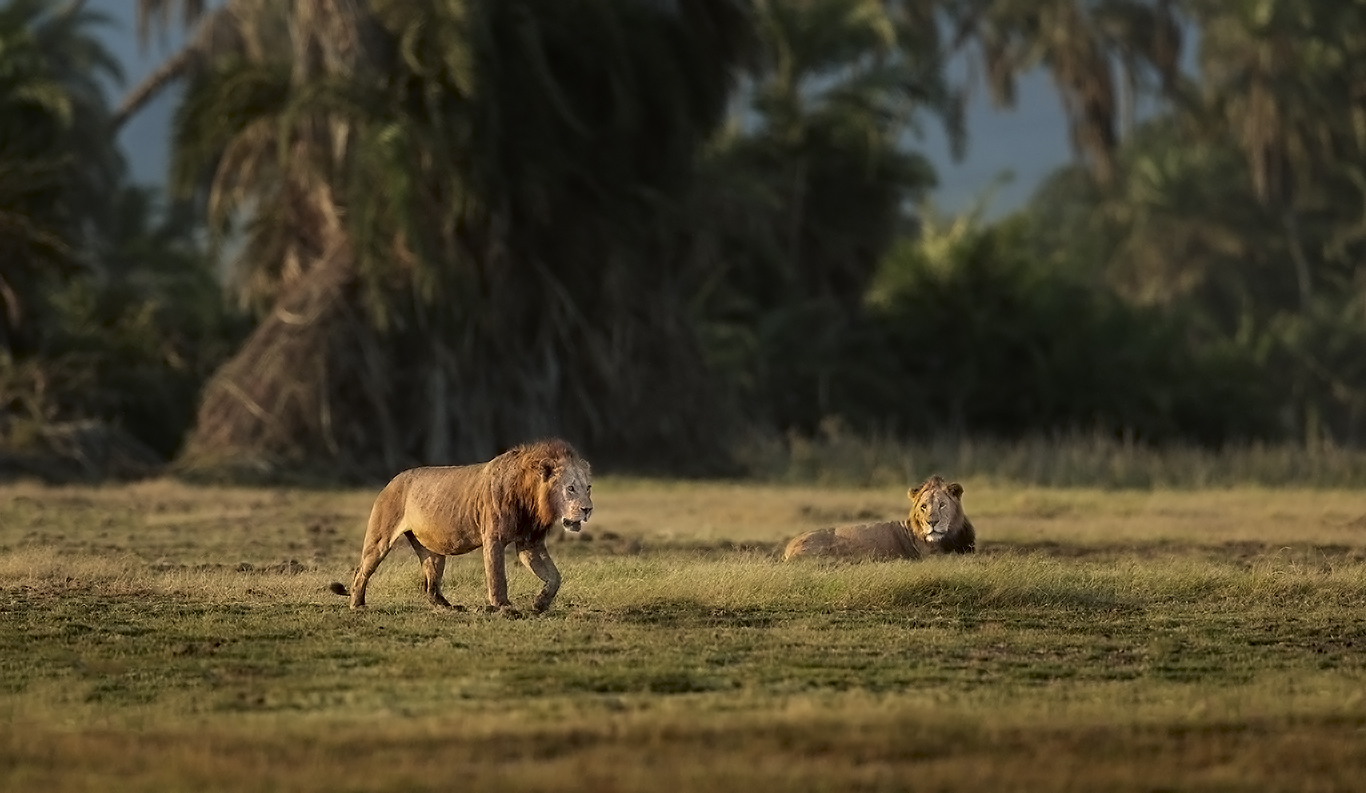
[3,476,1366,791]
[599,476,1366,547]
[6,475,1365,551]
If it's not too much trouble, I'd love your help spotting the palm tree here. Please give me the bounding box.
[0,0,234,467]
[1026,117,1281,325]
[747,0,958,305]
[685,0,960,429]
[1186,0,1366,313]
[130,1,755,476]
[0,0,123,354]
[947,0,1183,187]
[1182,0,1366,444]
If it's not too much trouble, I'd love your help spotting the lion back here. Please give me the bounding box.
[783,522,920,561]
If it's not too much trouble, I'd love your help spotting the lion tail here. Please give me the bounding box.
[327,582,349,597]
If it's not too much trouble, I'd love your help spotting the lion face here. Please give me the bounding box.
[547,460,593,531]
[908,476,965,546]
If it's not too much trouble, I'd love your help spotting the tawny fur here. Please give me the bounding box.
[333,439,592,616]
[783,475,975,561]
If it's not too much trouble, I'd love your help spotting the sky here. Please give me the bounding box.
[917,65,1074,217]
[90,0,187,187]
[90,1,1076,218]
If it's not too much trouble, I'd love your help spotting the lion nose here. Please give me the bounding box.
[582,506,592,520]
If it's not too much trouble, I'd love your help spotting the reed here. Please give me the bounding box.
[736,426,1366,488]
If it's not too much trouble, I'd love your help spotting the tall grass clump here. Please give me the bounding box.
[736,425,1366,488]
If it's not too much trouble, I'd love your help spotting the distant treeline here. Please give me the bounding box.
[3,0,1365,482]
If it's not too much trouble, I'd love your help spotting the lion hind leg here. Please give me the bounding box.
[518,542,562,613]
[406,533,458,610]
[350,493,408,609]
[349,535,394,609]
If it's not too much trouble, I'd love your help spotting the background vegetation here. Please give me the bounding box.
[5,0,1366,482]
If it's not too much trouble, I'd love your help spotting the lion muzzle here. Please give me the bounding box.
[562,505,591,531]
[923,523,954,544]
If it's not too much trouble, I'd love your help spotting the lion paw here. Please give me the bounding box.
[482,604,522,619]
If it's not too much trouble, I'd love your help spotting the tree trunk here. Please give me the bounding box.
[1281,207,1313,310]
[424,339,451,464]
[175,243,392,479]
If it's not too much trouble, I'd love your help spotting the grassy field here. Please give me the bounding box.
[2,477,1366,791]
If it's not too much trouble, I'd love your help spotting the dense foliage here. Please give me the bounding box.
[732,0,1366,450]
[0,0,236,476]
[4,0,1366,480]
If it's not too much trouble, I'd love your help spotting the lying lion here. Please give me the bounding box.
[783,475,975,561]
[330,438,592,616]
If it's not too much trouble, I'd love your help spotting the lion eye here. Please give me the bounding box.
[568,485,577,494]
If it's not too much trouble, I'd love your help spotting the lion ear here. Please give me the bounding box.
[540,461,556,481]
[947,482,964,498]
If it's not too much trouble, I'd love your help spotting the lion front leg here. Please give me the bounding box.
[517,542,561,613]
[481,539,519,617]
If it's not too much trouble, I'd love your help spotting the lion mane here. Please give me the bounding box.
[331,438,592,616]
[782,475,975,561]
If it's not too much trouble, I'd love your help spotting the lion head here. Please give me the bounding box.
[907,475,973,552]
[539,452,593,532]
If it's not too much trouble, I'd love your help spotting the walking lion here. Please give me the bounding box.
[331,439,592,616]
